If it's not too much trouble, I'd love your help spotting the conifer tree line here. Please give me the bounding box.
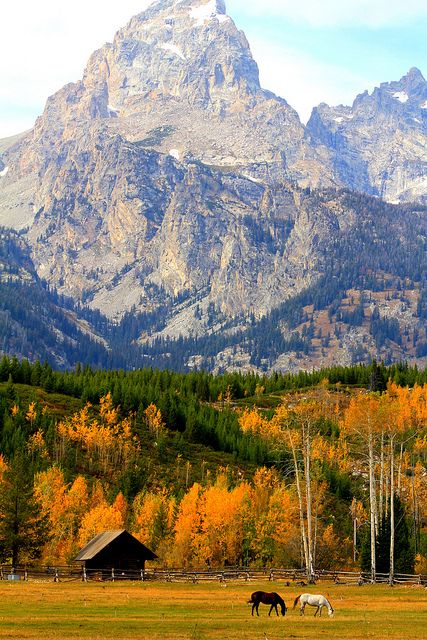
[0,356,426,577]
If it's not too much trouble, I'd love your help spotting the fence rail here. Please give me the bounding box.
[1,565,426,586]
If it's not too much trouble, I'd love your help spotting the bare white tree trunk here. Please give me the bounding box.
[379,432,385,521]
[397,443,404,496]
[304,430,315,581]
[389,435,395,585]
[368,431,377,582]
[290,441,310,579]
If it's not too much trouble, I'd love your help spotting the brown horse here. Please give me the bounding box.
[248,591,287,616]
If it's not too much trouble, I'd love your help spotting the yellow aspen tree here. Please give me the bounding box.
[384,383,427,583]
[341,392,386,582]
[77,502,124,548]
[172,483,203,568]
[26,401,37,425]
[241,400,322,582]
[144,404,166,441]
[113,492,128,522]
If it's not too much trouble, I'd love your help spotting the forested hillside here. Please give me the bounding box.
[0,357,426,577]
[2,197,427,374]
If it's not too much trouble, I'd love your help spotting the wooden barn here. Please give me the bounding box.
[75,530,157,576]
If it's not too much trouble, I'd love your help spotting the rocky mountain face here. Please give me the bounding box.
[0,0,427,372]
[0,229,115,368]
[306,67,427,204]
[0,0,336,322]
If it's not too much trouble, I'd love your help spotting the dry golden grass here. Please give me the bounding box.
[0,580,426,639]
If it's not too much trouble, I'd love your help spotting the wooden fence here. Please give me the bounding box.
[1,565,426,586]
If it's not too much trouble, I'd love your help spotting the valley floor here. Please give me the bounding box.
[0,580,425,639]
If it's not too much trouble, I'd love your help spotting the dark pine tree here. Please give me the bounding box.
[0,451,50,566]
[375,496,415,574]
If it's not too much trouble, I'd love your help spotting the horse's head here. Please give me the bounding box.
[280,602,287,616]
[328,607,334,617]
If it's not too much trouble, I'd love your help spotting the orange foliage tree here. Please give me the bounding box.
[55,393,139,477]
[34,467,90,564]
[132,489,176,556]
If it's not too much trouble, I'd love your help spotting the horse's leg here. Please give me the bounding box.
[251,602,256,616]
[314,606,320,617]
[300,603,305,616]
[273,604,279,616]
[255,603,260,617]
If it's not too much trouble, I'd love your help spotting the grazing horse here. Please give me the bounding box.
[248,591,287,617]
[293,593,334,617]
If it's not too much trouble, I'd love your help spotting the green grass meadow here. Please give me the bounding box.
[0,581,426,639]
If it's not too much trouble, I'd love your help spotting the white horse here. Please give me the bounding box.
[293,593,334,617]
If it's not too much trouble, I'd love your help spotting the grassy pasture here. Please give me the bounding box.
[0,580,426,640]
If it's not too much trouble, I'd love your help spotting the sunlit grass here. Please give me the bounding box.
[0,580,425,639]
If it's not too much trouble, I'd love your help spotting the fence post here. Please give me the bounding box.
[83,567,87,582]
[54,568,59,583]
[111,567,115,582]
[269,569,274,581]
[140,569,144,582]
[24,568,28,582]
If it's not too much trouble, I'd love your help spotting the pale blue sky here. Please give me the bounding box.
[0,0,426,138]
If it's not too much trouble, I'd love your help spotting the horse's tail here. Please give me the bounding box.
[293,595,301,609]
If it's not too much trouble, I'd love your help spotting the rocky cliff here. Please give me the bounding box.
[306,67,427,204]
[0,0,336,323]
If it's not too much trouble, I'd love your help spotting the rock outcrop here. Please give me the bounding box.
[306,67,427,204]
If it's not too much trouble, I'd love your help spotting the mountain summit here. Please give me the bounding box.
[0,0,334,232]
[307,67,427,203]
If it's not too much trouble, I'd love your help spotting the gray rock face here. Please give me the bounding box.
[0,0,336,325]
[0,0,426,368]
[306,67,427,204]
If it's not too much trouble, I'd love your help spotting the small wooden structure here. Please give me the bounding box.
[75,529,157,577]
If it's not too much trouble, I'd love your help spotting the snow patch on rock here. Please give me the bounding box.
[160,43,186,60]
[189,0,226,26]
[393,91,409,103]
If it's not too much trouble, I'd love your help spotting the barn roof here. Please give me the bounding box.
[75,529,157,561]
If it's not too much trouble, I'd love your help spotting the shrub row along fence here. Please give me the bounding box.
[1,565,426,586]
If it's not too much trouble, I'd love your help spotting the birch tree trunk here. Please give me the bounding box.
[289,439,310,579]
[379,432,385,521]
[304,429,315,582]
[389,435,395,585]
[368,431,377,582]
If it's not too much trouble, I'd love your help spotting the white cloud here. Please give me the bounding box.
[228,0,427,28]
